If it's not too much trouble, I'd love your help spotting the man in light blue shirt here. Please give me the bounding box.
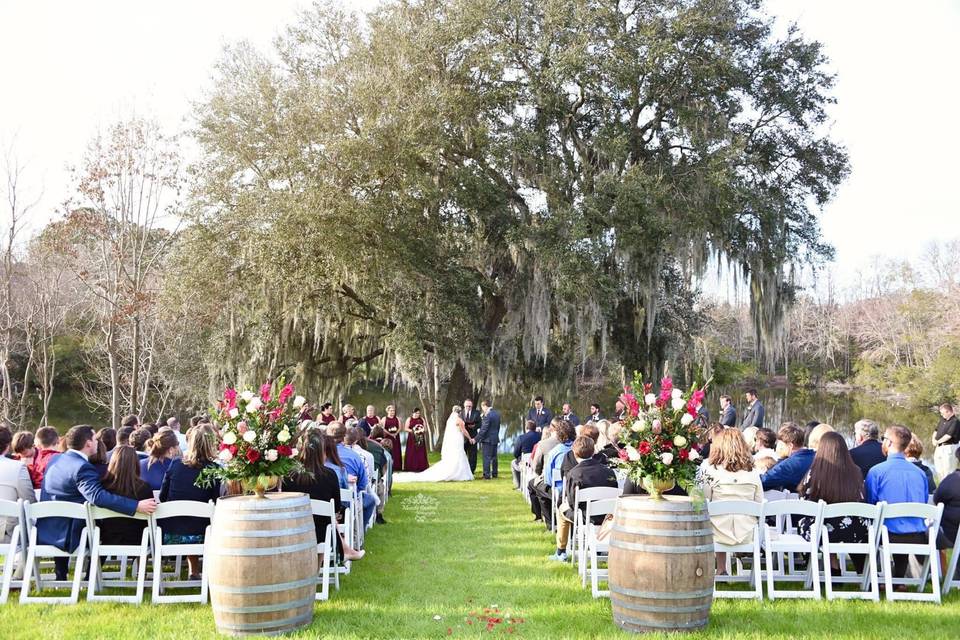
[865,425,929,578]
[330,422,376,528]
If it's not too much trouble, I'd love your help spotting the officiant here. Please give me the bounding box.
[462,399,480,475]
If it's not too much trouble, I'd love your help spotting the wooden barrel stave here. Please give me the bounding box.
[209,492,318,637]
[608,495,714,633]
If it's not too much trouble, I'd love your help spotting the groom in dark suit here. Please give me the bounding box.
[477,400,501,479]
[462,399,480,474]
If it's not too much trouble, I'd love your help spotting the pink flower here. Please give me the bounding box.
[278,383,294,404]
[660,377,673,393]
[259,382,272,402]
[617,448,629,461]
[237,421,248,434]
[269,406,283,422]
[652,420,662,434]
[224,387,237,410]
[619,392,640,418]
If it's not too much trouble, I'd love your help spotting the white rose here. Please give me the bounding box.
[673,435,687,448]
[265,449,278,462]
[243,430,257,443]
[671,389,683,400]
[293,395,306,409]
[246,397,262,412]
[660,452,674,465]
[688,448,700,461]
[631,419,647,433]
[218,449,233,461]
[277,430,291,443]
[228,407,239,419]
[290,448,298,457]
[680,413,694,426]
[671,397,686,411]
[241,390,254,402]
[625,445,642,461]
[644,393,657,406]
[222,431,237,445]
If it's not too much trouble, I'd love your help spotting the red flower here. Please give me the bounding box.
[259,382,272,402]
[687,400,699,417]
[637,441,652,455]
[278,383,294,404]
[246,449,261,463]
[224,387,237,410]
[643,382,653,394]
[678,448,689,461]
[661,440,673,451]
[277,444,293,457]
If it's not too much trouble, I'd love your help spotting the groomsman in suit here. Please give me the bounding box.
[39,425,157,580]
[588,403,603,423]
[560,403,580,427]
[719,395,737,427]
[527,396,553,432]
[462,399,481,475]
[739,389,765,429]
[477,401,501,479]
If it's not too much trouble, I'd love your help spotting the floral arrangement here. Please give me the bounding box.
[196,378,306,495]
[412,423,426,447]
[612,372,707,498]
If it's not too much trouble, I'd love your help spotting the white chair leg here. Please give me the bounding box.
[0,544,16,604]
[19,534,37,604]
[71,532,88,604]
[753,541,763,600]
[135,531,149,603]
[943,546,960,595]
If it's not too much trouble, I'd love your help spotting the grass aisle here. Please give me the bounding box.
[1,455,958,639]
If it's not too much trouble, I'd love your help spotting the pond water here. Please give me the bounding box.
[31,385,939,458]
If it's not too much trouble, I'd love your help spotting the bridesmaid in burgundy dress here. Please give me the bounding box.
[381,405,404,470]
[403,408,430,472]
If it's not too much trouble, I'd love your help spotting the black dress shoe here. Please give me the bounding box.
[376,514,386,524]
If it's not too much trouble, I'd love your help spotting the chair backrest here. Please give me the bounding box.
[821,501,882,521]
[87,505,151,522]
[880,501,942,525]
[575,486,621,505]
[520,453,532,463]
[762,498,823,518]
[339,488,354,504]
[708,499,764,518]
[585,498,617,520]
[0,498,22,519]
[24,500,88,524]
[311,499,336,518]
[154,500,215,520]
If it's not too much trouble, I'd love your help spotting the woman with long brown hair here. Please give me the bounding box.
[98,445,154,544]
[286,429,364,561]
[139,429,179,490]
[796,431,868,544]
[696,428,763,573]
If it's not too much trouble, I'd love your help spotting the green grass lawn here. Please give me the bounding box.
[2,454,959,639]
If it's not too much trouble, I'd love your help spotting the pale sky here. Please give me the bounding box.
[1,0,958,286]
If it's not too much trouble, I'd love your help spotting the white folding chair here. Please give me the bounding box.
[311,499,338,600]
[339,488,355,576]
[879,502,943,603]
[571,486,620,567]
[86,505,152,603]
[0,499,28,604]
[550,484,561,533]
[583,498,617,598]
[708,500,764,600]
[819,502,883,601]
[152,500,214,603]
[20,501,89,604]
[942,535,960,596]
[762,499,824,600]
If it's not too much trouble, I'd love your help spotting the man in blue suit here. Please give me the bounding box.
[477,400,502,479]
[760,423,814,491]
[526,397,552,432]
[39,425,157,579]
[719,395,737,427]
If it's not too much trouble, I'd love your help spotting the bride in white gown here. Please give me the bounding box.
[393,406,475,483]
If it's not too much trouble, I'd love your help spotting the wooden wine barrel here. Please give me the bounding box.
[608,495,714,634]
[208,492,318,636]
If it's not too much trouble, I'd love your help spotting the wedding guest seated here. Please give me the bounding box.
[533,420,576,531]
[760,423,813,491]
[33,426,61,483]
[551,436,618,561]
[121,414,140,430]
[807,423,835,451]
[753,428,778,461]
[512,420,541,490]
[699,423,725,460]
[561,423,600,476]
[39,425,156,579]
[159,424,221,579]
[321,433,348,488]
[131,427,153,459]
[96,427,117,459]
[116,425,135,447]
[528,421,561,522]
[866,425,930,579]
[595,420,622,462]
[754,456,778,474]
[139,430,179,490]
[11,431,42,489]
[905,435,936,493]
[696,429,763,573]
[369,425,394,495]
[741,426,759,452]
[89,435,109,479]
[849,419,886,480]
[330,423,376,528]
[285,429,364,562]
[352,428,387,525]
[0,426,36,509]
[934,449,960,569]
[98,445,155,544]
[797,431,869,571]
[803,420,821,447]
